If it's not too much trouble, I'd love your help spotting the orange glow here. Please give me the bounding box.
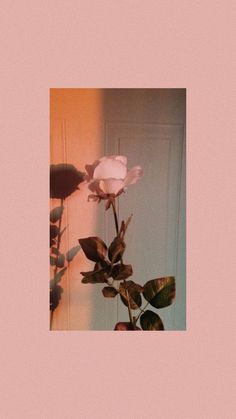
[50,89,104,330]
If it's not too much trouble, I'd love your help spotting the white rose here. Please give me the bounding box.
[86,155,143,200]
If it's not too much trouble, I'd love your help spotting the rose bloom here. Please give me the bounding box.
[86,155,143,201]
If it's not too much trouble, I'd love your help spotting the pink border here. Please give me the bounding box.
[1,2,235,418]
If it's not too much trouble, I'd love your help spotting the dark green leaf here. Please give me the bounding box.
[50,224,59,240]
[50,256,56,266]
[119,280,143,310]
[50,284,63,311]
[111,263,133,280]
[50,267,67,286]
[50,205,64,223]
[94,260,110,271]
[143,277,175,308]
[50,238,56,247]
[51,247,60,256]
[108,237,126,263]
[81,269,109,284]
[79,237,107,262]
[140,310,164,330]
[66,245,81,262]
[102,286,118,298]
[56,254,65,268]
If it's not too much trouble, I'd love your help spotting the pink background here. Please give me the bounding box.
[1,1,235,418]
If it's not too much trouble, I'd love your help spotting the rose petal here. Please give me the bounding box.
[97,155,127,165]
[99,179,125,195]
[88,194,100,202]
[89,180,107,198]
[93,158,127,180]
[114,155,127,166]
[124,166,143,186]
[85,161,99,180]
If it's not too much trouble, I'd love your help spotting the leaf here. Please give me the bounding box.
[142,277,175,309]
[140,310,164,330]
[50,224,59,240]
[79,237,107,262]
[51,247,60,256]
[50,205,64,223]
[50,252,65,267]
[81,269,109,284]
[59,225,67,238]
[119,280,143,310]
[108,237,126,263]
[119,214,133,239]
[111,264,133,281]
[50,267,67,287]
[50,164,85,199]
[50,239,56,247]
[50,256,56,266]
[102,286,118,298]
[66,245,81,262]
[56,254,65,268]
[50,284,63,311]
[94,260,111,271]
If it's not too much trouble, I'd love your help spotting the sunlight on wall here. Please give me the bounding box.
[50,89,104,330]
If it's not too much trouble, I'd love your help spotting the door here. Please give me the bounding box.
[105,122,186,330]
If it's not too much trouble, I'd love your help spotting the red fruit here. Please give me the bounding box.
[114,322,141,331]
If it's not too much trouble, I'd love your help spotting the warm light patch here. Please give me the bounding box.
[50,89,104,330]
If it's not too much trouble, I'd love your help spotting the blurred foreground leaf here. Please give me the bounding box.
[50,285,63,311]
[50,205,64,223]
[50,224,59,240]
[66,245,81,262]
[50,267,67,287]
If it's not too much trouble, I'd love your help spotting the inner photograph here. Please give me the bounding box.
[50,88,186,331]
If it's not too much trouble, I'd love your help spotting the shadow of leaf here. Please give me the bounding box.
[50,164,85,199]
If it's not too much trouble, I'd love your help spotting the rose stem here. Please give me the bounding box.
[134,301,150,326]
[50,198,64,330]
[110,198,134,327]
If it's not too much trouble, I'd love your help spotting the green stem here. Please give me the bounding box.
[134,300,150,326]
[110,198,119,236]
[110,198,134,327]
